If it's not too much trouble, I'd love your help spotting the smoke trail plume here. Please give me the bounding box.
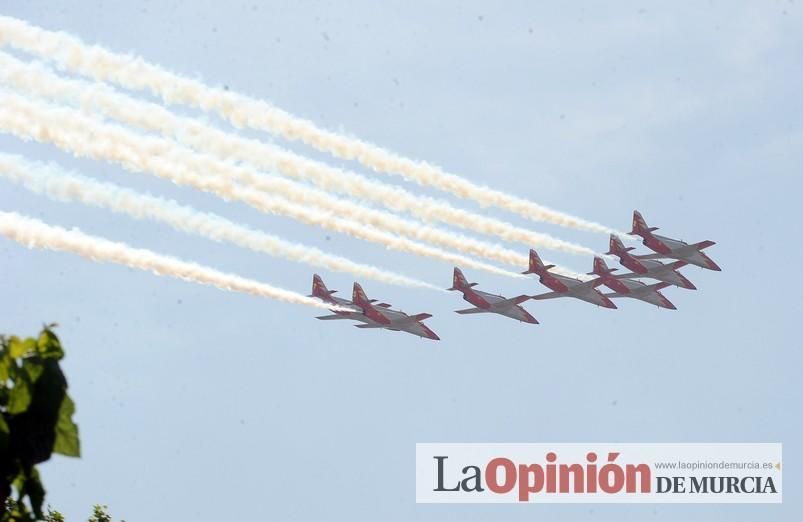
[0,153,439,290]
[0,211,352,310]
[0,15,618,234]
[0,52,596,258]
[0,93,521,278]
[0,90,558,272]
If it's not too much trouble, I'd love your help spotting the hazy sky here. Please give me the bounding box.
[1,1,801,520]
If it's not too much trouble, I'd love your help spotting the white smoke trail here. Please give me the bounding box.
[0,153,439,290]
[0,211,352,311]
[0,15,619,235]
[0,52,597,258]
[0,91,564,274]
[0,93,522,278]
[0,91,554,273]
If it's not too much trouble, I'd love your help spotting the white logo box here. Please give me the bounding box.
[416,443,782,503]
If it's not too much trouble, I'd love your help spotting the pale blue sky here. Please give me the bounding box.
[1,1,801,520]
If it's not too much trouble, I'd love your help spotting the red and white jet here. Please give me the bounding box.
[606,234,696,290]
[629,210,721,271]
[524,249,617,309]
[447,267,538,324]
[310,274,440,340]
[590,257,677,310]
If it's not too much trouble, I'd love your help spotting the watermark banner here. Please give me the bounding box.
[416,443,782,503]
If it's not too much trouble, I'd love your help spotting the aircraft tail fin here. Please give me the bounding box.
[630,210,659,237]
[522,249,555,275]
[351,282,373,309]
[606,234,635,256]
[588,256,618,276]
[310,274,337,301]
[448,267,478,291]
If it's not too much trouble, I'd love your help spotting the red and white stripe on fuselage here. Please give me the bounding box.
[462,290,491,310]
[540,274,570,293]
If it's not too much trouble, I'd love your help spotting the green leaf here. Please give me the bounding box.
[37,329,64,361]
[7,372,32,414]
[0,353,10,382]
[8,335,36,359]
[6,360,46,415]
[9,336,37,359]
[46,509,66,522]
[7,335,21,357]
[22,359,44,385]
[53,394,80,458]
[88,505,113,522]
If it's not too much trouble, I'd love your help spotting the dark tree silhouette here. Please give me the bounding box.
[1,326,79,521]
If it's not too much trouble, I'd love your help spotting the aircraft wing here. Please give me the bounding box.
[531,291,563,300]
[455,307,487,314]
[396,319,440,340]
[497,294,531,306]
[391,313,432,323]
[316,314,352,320]
[506,305,539,323]
[603,281,671,297]
[632,253,668,260]
[693,240,716,250]
[580,288,618,308]
[614,271,644,279]
[354,323,385,328]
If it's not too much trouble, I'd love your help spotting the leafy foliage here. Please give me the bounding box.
[1,326,80,521]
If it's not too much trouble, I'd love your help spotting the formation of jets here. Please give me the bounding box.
[311,211,721,340]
